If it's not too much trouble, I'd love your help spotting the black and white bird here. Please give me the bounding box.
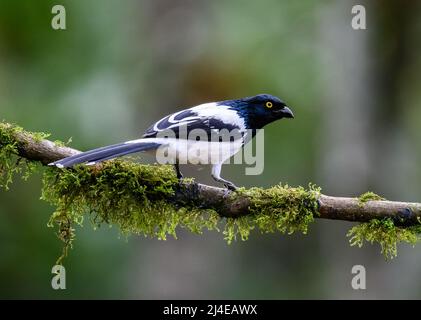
[50,94,294,190]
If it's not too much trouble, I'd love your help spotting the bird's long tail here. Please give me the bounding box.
[49,139,161,168]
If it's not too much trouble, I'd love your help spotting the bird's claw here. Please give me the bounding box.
[222,184,237,197]
[224,182,238,192]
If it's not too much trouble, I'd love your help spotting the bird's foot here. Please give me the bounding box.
[224,182,238,192]
[173,163,183,181]
[222,184,238,197]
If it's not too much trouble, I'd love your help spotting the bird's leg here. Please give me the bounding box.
[174,162,183,181]
[211,164,237,191]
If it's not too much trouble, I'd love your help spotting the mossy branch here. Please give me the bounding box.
[1,120,421,260]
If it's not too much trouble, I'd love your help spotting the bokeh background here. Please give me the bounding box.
[1,0,421,299]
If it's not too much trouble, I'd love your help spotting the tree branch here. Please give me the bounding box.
[2,121,421,226]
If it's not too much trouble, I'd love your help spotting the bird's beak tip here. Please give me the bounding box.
[283,106,294,119]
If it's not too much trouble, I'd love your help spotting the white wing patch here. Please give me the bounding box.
[143,102,246,138]
[152,110,199,132]
[190,103,246,132]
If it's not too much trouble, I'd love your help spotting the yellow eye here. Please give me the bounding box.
[266,101,273,108]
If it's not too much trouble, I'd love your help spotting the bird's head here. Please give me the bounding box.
[220,94,294,129]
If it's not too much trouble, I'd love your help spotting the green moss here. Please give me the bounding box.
[217,184,321,244]
[54,137,72,147]
[41,161,321,261]
[33,131,51,142]
[41,161,222,262]
[246,183,321,235]
[3,121,421,262]
[347,218,421,259]
[223,216,255,244]
[358,191,385,206]
[0,122,40,190]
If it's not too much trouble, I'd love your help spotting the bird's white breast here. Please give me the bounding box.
[133,137,243,165]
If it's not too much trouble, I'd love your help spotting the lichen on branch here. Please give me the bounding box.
[347,218,421,259]
[358,191,386,206]
[0,122,41,189]
[40,161,321,262]
[1,119,421,262]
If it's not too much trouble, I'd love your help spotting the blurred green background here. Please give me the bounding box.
[1,0,421,299]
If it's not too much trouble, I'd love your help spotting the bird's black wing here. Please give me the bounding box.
[142,108,242,141]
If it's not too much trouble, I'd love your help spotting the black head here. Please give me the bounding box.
[221,94,294,129]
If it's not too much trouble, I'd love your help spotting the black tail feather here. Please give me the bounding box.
[50,141,161,168]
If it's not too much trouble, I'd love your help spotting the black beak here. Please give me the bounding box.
[280,106,294,119]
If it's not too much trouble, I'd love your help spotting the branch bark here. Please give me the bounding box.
[2,122,421,226]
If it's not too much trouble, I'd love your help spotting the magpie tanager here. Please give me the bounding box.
[50,94,294,190]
